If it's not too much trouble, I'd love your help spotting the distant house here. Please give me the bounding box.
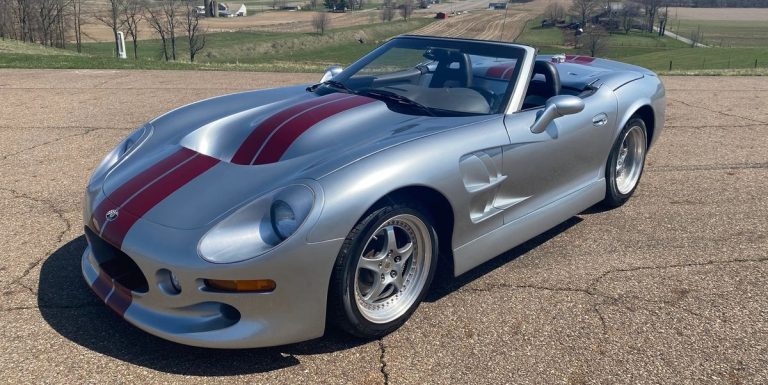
[220,3,247,16]
[488,2,506,9]
[281,3,303,10]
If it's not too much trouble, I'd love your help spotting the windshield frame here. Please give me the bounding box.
[326,35,535,115]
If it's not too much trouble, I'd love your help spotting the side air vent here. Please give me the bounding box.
[459,148,507,223]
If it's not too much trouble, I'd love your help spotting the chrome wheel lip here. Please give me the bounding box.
[615,125,646,195]
[354,214,432,324]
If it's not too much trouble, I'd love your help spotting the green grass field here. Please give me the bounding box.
[2,12,767,74]
[514,17,768,73]
[0,19,431,72]
[669,20,768,48]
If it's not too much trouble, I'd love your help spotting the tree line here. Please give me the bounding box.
[665,0,767,7]
[546,0,671,34]
[0,0,85,51]
[0,0,206,62]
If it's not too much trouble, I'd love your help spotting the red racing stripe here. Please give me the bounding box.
[106,284,133,316]
[91,147,195,233]
[231,93,351,165]
[91,270,113,301]
[90,270,133,316]
[252,95,376,165]
[100,152,220,249]
[108,147,196,206]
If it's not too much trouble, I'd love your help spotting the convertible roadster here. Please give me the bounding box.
[82,35,665,348]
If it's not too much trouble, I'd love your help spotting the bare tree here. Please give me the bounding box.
[2,0,75,46]
[400,0,414,20]
[569,0,600,26]
[121,0,144,59]
[95,0,126,57]
[158,0,180,60]
[544,2,565,22]
[36,0,68,47]
[309,0,319,8]
[0,2,11,40]
[145,2,170,60]
[182,0,205,62]
[312,11,330,35]
[381,0,395,21]
[638,0,664,33]
[583,25,609,56]
[14,0,33,42]
[620,1,639,33]
[72,0,84,51]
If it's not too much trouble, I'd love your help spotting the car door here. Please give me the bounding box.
[498,90,618,224]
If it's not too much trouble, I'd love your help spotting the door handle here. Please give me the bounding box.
[592,113,608,127]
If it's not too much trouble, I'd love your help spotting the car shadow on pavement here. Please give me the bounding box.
[39,217,581,375]
[425,216,583,302]
[37,236,366,376]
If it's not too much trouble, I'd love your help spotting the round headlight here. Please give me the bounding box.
[270,200,298,240]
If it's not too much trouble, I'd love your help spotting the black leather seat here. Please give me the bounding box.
[522,60,561,109]
[428,49,473,88]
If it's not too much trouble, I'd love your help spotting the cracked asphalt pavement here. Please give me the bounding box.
[0,70,766,384]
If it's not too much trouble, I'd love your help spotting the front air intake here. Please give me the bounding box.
[85,226,149,293]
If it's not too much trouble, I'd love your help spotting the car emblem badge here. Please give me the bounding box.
[105,209,119,222]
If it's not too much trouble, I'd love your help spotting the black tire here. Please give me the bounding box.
[602,116,648,208]
[327,203,439,338]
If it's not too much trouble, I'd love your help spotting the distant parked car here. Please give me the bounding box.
[436,11,446,19]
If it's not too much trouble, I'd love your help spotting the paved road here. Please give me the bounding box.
[0,70,766,384]
[653,26,709,48]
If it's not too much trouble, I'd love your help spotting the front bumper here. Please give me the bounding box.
[81,222,344,349]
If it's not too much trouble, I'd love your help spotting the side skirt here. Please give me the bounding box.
[452,179,605,276]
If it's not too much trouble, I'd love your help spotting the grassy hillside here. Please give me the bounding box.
[671,20,768,48]
[515,17,768,73]
[0,39,79,56]
[0,19,431,72]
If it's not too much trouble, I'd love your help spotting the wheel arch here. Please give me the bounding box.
[613,76,665,151]
[633,105,655,150]
[362,185,456,279]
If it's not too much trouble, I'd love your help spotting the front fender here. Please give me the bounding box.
[614,76,666,149]
[308,117,511,252]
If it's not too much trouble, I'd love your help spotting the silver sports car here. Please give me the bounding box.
[82,35,665,348]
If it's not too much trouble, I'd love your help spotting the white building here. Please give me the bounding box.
[221,3,247,16]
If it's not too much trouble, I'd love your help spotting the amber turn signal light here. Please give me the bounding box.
[205,279,276,293]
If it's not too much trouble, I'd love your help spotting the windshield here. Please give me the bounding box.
[314,36,527,116]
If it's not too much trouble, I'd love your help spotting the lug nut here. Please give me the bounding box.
[390,270,397,278]
[394,256,401,263]
[380,273,385,281]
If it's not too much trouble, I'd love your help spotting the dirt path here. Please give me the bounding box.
[411,0,569,42]
[79,0,565,43]
[411,10,531,41]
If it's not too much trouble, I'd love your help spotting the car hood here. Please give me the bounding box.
[100,88,485,229]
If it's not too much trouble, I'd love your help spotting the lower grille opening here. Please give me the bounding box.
[85,226,149,293]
